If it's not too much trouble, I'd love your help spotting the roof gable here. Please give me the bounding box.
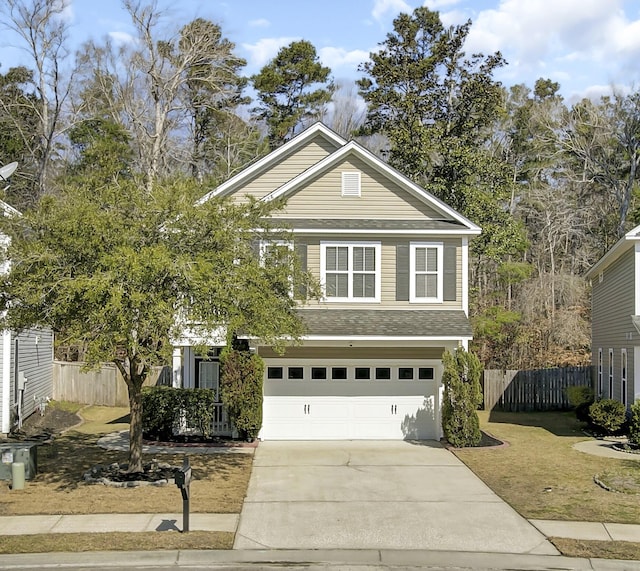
[198,123,346,204]
[262,140,480,233]
[586,224,640,279]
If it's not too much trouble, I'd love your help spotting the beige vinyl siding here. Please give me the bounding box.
[298,236,462,309]
[233,138,338,201]
[259,346,445,359]
[274,156,443,220]
[592,248,636,403]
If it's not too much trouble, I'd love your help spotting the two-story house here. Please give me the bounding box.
[586,225,640,407]
[171,123,481,441]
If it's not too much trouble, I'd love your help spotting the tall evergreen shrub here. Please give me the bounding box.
[441,347,483,447]
[220,348,264,440]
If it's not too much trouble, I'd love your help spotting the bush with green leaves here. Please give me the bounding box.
[142,386,220,440]
[565,385,595,423]
[220,348,264,440]
[629,400,640,445]
[441,347,483,447]
[589,399,627,434]
[142,386,177,440]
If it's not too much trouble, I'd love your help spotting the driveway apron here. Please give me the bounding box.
[233,440,557,553]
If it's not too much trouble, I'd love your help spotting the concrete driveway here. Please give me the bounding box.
[233,440,557,553]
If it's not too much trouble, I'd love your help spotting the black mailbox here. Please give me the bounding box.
[175,456,192,532]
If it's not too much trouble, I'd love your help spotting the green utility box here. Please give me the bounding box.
[0,442,38,480]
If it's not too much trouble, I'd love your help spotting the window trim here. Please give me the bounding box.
[608,348,614,398]
[409,242,443,303]
[320,241,381,302]
[597,348,603,396]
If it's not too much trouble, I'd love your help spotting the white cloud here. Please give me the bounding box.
[372,0,412,23]
[248,18,270,28]
[242,37,300,68]
[466,0,633,64]
[108,31,136,46]
[424,0,461,9]
[319,47,370,73]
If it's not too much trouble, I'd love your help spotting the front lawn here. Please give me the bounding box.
[453,410,640,524]
[453,410,640,560]
[0,404,252,553]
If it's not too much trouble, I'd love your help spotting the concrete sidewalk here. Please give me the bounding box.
[0,513,238,535]
[0,513,639,542]
[2,512,640,542]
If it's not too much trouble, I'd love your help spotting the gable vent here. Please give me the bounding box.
[341,171,361,197]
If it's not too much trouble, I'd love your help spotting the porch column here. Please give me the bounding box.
[183,347,195,388]
[172,347,182,388]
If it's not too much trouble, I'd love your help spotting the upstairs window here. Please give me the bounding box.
[410,242,443,303]
[321,242,381,302]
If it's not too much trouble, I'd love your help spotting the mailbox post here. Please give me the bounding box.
[174,456,192,532]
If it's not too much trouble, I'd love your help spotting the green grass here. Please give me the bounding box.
[453,410,640,560]
[0,531,233,553]
[454,410,640,523]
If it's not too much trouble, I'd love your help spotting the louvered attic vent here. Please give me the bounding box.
[341,171,361,197]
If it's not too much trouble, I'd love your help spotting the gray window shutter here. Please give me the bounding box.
[396,244,409,301]
[443,244,457,301]
[295,242,308,300]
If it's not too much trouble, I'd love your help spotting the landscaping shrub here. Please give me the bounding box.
[629,400,640,446]
[441,347,482,447]
[589,399,627,434]
[142,386,177,440]
[142,386,220,440]
[220,348,264,440]
[565,385,595,423]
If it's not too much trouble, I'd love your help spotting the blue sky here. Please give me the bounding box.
[2,0,640,102]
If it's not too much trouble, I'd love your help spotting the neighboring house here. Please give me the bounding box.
[586,225,640,408]
[171,123,481,440]
[0,200,54,435]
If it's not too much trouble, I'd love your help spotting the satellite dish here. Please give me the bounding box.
[0,162,18,181]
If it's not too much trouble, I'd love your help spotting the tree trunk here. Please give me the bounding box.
[115,356,146,473]
[127,376,145,473]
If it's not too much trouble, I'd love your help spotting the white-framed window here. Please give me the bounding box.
[410,242,443,303]
[597,348,603,396]
[320,241,381,302]
[621,348,627,406]
[260,240,294,295]
[608,348,614,398]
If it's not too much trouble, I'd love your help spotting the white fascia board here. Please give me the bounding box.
[586,223,640,279]
[285,228,482,236]
[262,141,481,233]
[171,326,227,347]
[197,123,347,204]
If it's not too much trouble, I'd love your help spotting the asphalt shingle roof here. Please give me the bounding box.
[297,309,472,338]
[268,218,468,231]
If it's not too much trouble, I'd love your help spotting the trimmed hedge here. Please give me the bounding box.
[142,386,219,440]
[589,398,627,434]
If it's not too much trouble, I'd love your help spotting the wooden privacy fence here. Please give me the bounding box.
[53,361,171,407]
[483,366,594,412]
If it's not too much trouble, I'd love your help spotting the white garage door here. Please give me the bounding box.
[260,358,441,441]
[262,395,438,440]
